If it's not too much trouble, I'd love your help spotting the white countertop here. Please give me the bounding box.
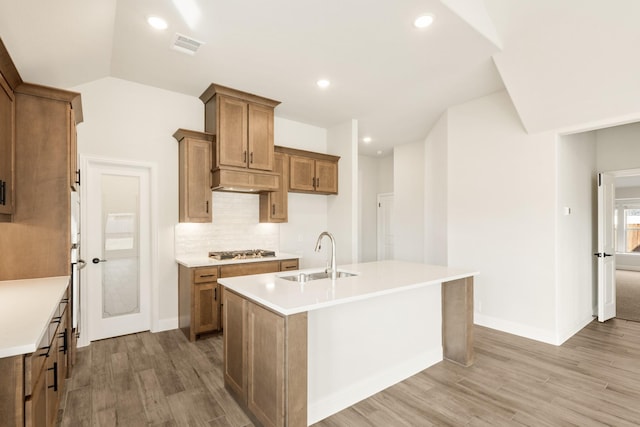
[176,252,301,268]
[0,276,69,358]
[218,260,478,315]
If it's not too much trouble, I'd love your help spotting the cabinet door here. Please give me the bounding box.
[247,302,285,427]
[0,72,14,216]
[194,282,220,334]
[289,155,315,192]
[218,95,248,168]
[68,107,78,191]
[46,330,60,427]
[223,290,248,403]
[259,152,287,223]
[25,365,47,427]
[180,138,212,222]
[247,103,274,171]
[315,159,338,194]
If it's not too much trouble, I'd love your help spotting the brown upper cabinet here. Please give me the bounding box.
[173,129,214,223]
[200,84,280,172]
[259,151,288,223]
[0,39,21,221]
[276,146,339,195]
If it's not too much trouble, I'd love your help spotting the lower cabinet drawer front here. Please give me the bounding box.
[194,267,218,283]
[280,259,298,271]
[25,367,47,427]
[220,261,280,278]
[24,331,50,397]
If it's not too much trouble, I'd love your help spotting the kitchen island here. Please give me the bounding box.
[218,260,478,427]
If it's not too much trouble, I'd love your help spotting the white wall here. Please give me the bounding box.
[393,142,425,262]
[447,90,559,343]
[596,122,640,172]
[72,77,202,330]
[556,131,597,342]
[327,120,359,265]
[424,112,449,265]
[377,155,394,194]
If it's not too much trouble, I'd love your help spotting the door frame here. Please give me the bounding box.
[78,155,158,347]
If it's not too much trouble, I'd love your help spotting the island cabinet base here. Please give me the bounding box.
[223,288,307,427]
[442,277,474,367]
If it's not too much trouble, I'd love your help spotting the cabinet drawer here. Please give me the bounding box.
[24,327,51,397]
[280,259,298,271]
[194,267,218,283]
[220,261,280,278]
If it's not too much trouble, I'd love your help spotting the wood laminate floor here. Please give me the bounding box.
[58,319,640,426]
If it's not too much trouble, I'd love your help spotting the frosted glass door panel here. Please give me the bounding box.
[101,175,140,318]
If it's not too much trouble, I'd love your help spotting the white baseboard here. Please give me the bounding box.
[556,314,594,345]
[307,348,443,425]
[475,312,594,346]
[617,265,640,272]
[474,312,558,345]
[153,316,178,333]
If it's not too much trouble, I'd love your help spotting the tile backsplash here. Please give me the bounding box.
[174,192,280,256]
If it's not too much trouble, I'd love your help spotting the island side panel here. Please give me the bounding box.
[442,276,474,366]
[286,311,307,427]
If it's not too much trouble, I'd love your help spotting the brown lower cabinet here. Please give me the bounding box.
[1,284,73,427]
[178,258,299,341]
[223,289,307,427]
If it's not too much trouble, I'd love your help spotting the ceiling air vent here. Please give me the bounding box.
[170,33,204,55]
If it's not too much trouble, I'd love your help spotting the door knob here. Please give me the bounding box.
[92,258,107,264]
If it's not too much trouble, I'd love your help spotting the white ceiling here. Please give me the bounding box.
[1,1,640,156]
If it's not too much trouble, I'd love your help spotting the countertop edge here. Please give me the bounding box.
[175,252,302,268]
[218,262,479,316]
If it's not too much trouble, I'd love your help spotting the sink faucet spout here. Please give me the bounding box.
[314,231,337,280]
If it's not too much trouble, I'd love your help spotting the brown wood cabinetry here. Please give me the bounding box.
[223,289,307,427]
[173,129,214,223]
[178,258,298,342]
[1,284,73,427]
[0,71,15,220]
[275,146,339,195]
[259,151,288,223]
[201,84,280,172]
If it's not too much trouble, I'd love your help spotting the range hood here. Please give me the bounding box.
[212,166,279,193]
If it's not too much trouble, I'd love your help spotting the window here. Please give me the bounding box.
[615,203,640,253]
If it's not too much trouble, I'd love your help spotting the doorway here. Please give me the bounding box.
[80,156,156,345]
[377,193,394,260]
[597,169,640,322]
[613,173,640,321]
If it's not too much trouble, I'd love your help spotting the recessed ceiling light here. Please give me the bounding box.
[362,137,372,143]
[413,14,434,29]
[147,16,168,30]
[316,79,331,89]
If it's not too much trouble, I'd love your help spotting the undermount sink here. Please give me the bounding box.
[279,270,358,283]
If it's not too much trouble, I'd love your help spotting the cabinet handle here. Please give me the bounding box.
[200,274,216,278]
[250,152,254,164]
[59,329,68,355]
[75,169,81,186]
[316,177,320,188]
[206,200,209,213]
[214,287,218,301]
[243,151,247,163]
[38,345,51,357]
[47,362,58,391]
[0,180,5,205]
[312,177,316,188]
[272,204,275,215]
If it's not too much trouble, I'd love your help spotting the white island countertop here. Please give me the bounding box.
[0,276,69,358]
[218,260,479,316]
[176,252,301,268]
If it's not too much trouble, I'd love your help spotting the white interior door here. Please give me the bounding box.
[83,158,152,341]
[377,193,394,260]
[597,172,616,322]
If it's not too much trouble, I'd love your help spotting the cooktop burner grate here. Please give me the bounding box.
[208,249,276,260]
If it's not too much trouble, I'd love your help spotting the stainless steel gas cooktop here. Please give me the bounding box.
[208,249,276,260]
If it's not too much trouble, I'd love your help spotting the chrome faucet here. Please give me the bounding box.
[315,231,337,280]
